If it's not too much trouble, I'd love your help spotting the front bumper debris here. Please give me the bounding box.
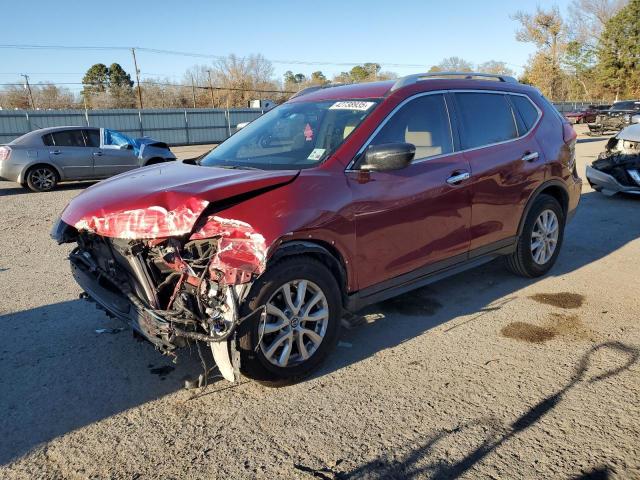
[586,165,640,196]
[55,213,269,382]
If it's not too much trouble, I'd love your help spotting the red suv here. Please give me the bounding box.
[52,72,581,384]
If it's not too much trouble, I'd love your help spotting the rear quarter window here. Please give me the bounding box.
[454,92,518,150]
[42,133,54,146]
[510,95,540,131]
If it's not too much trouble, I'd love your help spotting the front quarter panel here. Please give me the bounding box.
[203,169,358,291]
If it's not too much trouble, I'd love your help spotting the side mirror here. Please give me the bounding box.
[120,143,133,150]
[361,143,416,171]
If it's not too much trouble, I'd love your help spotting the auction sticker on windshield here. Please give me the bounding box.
[329,101,376,111]
[307,148,326,161]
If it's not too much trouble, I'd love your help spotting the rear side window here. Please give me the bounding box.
[49,129,86,147]
[42,133,54,146]
[510,95,539,131]
[454,93,517,150]
[369,94,453,160]
[83,129,100,147]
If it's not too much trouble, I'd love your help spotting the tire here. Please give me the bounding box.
[25,165,58,192]
[506,194,565,277]
[237,256,342,385]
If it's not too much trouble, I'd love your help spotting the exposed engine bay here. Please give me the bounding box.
[56,214,268,382]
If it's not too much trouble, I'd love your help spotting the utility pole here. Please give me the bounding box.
[190,74,197,108]
[206,70,215,108]
[131,48,144,109]
[21,74,35,109]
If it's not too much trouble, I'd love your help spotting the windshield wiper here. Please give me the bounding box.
[215,165,263,170]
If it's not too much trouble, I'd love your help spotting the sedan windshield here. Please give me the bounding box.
[200,99,379,170]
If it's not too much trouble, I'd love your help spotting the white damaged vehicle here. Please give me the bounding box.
[586,124,640,196]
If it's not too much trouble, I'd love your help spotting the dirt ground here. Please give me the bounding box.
[0,127,638,479]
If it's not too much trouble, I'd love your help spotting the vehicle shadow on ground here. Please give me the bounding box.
[329,341,638,479]
[0,181,97,197]
[0,299,203,464]
[0,192,638,465]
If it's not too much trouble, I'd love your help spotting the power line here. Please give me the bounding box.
[0,80,297,94]
[0,43,426,69]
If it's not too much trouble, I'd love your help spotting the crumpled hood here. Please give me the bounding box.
[61,161,298,238]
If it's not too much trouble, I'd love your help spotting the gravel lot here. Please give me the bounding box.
[1,129,639,479]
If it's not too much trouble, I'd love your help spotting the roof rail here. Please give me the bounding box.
[390,71,518,92]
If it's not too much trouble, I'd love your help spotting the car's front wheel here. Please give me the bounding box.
[506,194,565,277]
[237,257,342,385]
[25,165,58,192]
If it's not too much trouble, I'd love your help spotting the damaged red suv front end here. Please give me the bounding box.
[52,161,301,380]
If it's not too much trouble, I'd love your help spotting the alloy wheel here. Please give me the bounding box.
[30,168,56,190]
[259,279,329,368]
[531,209,559,265]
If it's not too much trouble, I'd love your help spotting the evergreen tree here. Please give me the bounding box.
[597,0,640,98]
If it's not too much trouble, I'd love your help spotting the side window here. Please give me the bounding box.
[42,133,54,146]
[50,129,86,147]
[83,129,100,147]
[454,93,517,150]
[510,95,539,131]
[369,94,453,160]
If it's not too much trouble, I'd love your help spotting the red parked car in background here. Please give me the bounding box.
[564,105,599,124]
[52,72,581,384]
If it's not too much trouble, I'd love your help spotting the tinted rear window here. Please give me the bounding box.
[42,133,54,146]
[510,95,539,131]
[454,93,517,150]
[50,130,86,147]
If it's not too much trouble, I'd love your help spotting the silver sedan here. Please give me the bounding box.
[0,126,177,191]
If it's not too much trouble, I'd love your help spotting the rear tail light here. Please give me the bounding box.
[0,146,10,161]
[562,121,577,171]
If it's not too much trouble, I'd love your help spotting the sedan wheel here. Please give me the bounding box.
[26,166,58,192]
[260,280,329,368]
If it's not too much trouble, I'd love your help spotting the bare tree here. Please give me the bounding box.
[436,57,474,72]
[477,61,516,76]
[568,0,628,45]
[513,6,568,99]
[210,54,277,107]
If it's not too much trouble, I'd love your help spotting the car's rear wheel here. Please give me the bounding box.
[506,194,565,277]
[237,257,342,385]
[25,165,58,192]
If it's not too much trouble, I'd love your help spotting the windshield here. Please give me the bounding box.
[200,99,379,170]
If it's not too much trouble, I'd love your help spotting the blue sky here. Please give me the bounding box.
[0,0,572,91]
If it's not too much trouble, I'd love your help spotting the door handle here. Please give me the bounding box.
[93,151,103,157]
[446,171,471,185]
[521,151,539,162]
[50,150,61,155]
